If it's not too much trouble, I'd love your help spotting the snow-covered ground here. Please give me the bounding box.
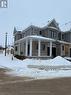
[0,53,71,79]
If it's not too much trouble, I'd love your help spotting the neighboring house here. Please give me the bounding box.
[13,19,71,58]
[6,46,14,54]
[0,46,4,54]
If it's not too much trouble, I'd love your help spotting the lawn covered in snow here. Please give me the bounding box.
[0,53,71,79]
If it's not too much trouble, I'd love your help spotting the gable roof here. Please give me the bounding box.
[22,25,40,33]
[47,19,60,30]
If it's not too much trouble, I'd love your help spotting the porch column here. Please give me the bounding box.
[30,39,32,56]
[61,44,62,56]
[18,43,21,55]
[50,41,52,57]
[25,40,28,56]
[38,40,41,56]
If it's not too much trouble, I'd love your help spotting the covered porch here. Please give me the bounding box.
[21,36,56,58]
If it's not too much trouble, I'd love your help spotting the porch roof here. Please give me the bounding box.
[58,40,71,45]
[15,35,71,45]
[28,35,56,41]
[15,35,56,43]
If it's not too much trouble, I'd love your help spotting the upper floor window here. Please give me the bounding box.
[15,46,18,51]
[39,31,42,35]
[22,33,25,38]
[17,34,22,40]
[51,31,56,38]
[62,34,64,40]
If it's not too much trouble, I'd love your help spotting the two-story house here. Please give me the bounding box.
[13,19,71,58]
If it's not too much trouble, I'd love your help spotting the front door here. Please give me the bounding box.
[47,47,50,56]
[52,47,56,57]
[47,47,56,57]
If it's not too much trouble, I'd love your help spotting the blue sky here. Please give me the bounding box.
[0,0,71,46]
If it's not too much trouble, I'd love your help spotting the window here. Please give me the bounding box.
[20,51,23,55]
[39,31,42,35]
[62,46,64,51]
[15,46,18,51]
[62,34,64,40]
[51,31,56,38]
[54,32,56,38]
[36,43,38,50]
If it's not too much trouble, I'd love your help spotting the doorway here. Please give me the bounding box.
[47,47,56,57]
[52,47,56,57]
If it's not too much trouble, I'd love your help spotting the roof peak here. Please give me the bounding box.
[47,19,60,30]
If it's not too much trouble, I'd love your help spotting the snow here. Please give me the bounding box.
[15,35,55,43]
[48,26,59,30]
[50,56,71,66]
[0,53,71,79]
[58,40,71,45]
[29,35,55,41]
[64,57,71,60]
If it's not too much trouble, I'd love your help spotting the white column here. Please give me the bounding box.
[19,43,20,55]
[30,39,32,56]
[61,44,62,56]
[50,41,52,57]
[25,40,28,56]
[38,40,41,56]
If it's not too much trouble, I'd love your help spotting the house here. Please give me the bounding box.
[13,19,71,59]
[0,45,4,54]
[6,46,14,54]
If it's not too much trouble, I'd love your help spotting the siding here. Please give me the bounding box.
[32,41,48,56]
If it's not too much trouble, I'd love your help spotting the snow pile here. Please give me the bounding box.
[64,57,71,61]
[50,56,71,66]
[0,54,71,79]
